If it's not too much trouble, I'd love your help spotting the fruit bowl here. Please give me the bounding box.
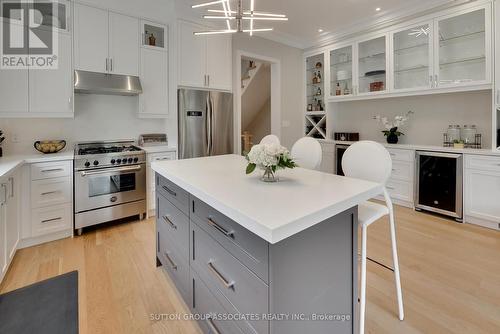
[34,140,66,154]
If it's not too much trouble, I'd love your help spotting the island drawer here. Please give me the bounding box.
[191,223,269,334]
[191,270,245,334]
[157,224,190,302]
[191,196,269,283]
[157,194,190,260]
[156,175,189,215]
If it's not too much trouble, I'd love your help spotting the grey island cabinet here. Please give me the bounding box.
[152,155,382,334]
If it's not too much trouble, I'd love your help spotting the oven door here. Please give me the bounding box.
[75,164,146,213]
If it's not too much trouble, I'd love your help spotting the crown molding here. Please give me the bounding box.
[304,0,480,51]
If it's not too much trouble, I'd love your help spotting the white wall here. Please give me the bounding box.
[246,98,271,145]
[330,90,493,148]
[233,35,303,149]
[0,95,168,154]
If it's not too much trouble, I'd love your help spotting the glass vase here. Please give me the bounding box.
[261,166,278,183]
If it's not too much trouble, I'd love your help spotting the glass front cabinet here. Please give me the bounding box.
[305,53,327,139]
[324,3,491,101]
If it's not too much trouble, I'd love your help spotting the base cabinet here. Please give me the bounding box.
[147,150,176,217]
[465,155,500,230]
[156,173,357,334]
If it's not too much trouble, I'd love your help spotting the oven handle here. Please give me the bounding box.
[80,165,142,177]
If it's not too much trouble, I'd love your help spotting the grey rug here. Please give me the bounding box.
[0,271,79,334]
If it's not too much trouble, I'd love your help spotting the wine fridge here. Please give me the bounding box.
[415,151,463,221]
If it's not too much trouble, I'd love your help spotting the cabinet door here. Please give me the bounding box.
[0,20,28,115]
[434,6,491,88]
[140,48,168,117]
[357,35,388,94]
[330,44,354,98]
[178,21,206,88]
[29,31,72,115]
[206,34,232,91]
[5,174,19,263]
[109,12,139,76]
[391,22,433,92]
[465,169,500,222]
[74,3,109,73]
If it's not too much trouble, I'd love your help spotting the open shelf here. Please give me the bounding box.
[143,23,165,49]
[440,55,485,68]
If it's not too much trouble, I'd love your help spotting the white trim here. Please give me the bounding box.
[235,50,281,154]
[18,229,73,249]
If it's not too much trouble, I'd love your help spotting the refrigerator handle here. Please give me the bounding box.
[206,94,213,156]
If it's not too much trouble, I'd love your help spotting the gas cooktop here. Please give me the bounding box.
[74,140,146,170]
[77,145,142,156]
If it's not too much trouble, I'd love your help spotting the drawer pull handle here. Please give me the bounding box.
[208,261,234,289]
[206,317,221,334]
[41,217,62,224]
[41,190,61,196]
[41,168,64,173]
[155,157,171,161]
[207,218,234,238]
[386,186,395,190]
[163,216,177,229]
[162,185,177,197]
[164,252,178,270]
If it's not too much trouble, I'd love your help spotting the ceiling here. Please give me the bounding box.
[186,0,454,48]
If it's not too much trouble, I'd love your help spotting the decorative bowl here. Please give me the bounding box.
[34,140,66,154]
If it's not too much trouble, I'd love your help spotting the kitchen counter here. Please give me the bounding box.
[139,145,177,154]
[324,139,500,156]
[152,154,381,244]
[153,154,379,333]
[0,151,73,177]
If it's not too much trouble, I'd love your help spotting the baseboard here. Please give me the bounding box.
[465,216,500,231]
[18,229,73,249]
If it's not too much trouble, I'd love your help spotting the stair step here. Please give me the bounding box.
[242,76,251,81]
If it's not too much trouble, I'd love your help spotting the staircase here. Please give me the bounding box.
[241,60,263,96]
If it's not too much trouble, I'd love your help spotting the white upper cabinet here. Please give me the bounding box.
[206,34,232,91]
[109,13,139,76]
[74,3,108,73]
[178,20,232,91]
[391,21,433,92]
[357,35,389,95]
[74,4,140,76]
[140,47,168,117]
[325,3,492,102]
[434,6,491,88]
[0,65,29,115]
[30,30,73,115]
[179,21,207,88]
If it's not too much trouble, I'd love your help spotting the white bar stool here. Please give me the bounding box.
[342,141,404,334]
[291,137,322,170]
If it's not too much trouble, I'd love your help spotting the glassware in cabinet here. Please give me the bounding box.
[306,53,325,112]
[357,36,387,94]
[330,45,353,97]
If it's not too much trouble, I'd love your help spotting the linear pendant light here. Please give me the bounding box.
[192,0,287,36]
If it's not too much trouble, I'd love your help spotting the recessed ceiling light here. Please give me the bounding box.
[318,29,323,33]
[376,7,381,11]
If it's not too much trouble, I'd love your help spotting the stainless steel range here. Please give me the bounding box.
[74,140,146,235]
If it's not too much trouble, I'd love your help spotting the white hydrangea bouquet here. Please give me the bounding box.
[245,143,297,182]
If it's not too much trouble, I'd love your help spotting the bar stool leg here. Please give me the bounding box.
[389,207,404,321]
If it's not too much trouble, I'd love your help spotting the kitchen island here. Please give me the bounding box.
[151,155,382,334]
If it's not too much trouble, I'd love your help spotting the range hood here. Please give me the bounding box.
[74,70,143,96]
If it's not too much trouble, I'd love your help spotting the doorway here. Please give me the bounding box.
[235,51,281,154]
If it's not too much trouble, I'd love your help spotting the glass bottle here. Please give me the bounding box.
[336,83,341,96]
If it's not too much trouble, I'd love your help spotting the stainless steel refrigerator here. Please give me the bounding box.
[178,89,234,159]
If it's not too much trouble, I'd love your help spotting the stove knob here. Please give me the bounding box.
[128,158,133,163]
[84,161,90,168]
[122,159,127,164]
[110,159,116,164]
[93,160,99,166]
[133,157,139,163]
[116,159,122,164]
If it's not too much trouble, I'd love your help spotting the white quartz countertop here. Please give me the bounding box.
[139,145,177,154]
[152,154,382,244]
[0,151,73,178]
[323,140,500,156]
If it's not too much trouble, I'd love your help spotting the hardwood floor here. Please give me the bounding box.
[1,206,499,333]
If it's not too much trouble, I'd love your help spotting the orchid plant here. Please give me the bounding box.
[373,111,413,143]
